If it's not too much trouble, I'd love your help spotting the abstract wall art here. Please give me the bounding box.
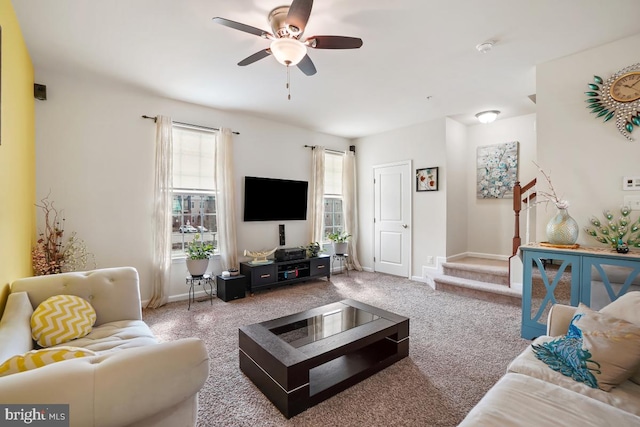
[476,141,519,199]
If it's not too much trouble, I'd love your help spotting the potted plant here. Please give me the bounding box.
[185,233,214,277]
[301,242,323,258]
[327,230,351,255]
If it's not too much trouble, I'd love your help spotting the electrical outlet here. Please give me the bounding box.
[624,196,640,210]
[426,256,435,266]
[622,176,640,191]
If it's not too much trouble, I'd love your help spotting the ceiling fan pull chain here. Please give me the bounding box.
[286,64,291,100]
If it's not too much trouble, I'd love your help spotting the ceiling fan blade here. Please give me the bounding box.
[297,54,317,76]
[238,49,272,66]
[212,17,272,38]
[308,36,363,49]
[286,0,313,35]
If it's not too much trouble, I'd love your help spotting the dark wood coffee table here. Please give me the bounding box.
[239,299,409,418]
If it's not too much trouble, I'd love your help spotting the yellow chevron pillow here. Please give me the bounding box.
[31,295,97,347]
[0,346,96,377]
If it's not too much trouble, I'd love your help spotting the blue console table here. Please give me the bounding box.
[520,243,640,339]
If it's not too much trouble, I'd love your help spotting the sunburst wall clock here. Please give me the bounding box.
[585,63,640,141]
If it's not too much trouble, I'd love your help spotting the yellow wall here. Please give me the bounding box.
[0,0,35,306]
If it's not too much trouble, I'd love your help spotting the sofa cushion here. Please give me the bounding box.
[532,303,640,391]
[0,346,96,377]
[459,372,640,426]
[31,295,97,347]
[55,320,158,352]
[600,291,640,384]
[509,336,640,416]
[0,292,34,364]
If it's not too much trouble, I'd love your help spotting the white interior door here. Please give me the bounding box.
[373,161,411,277]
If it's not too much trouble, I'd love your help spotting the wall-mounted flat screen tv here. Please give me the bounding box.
[243,176,308,221]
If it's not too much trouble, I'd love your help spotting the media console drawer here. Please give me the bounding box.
[310,257,330,274]
[247,264,277,287]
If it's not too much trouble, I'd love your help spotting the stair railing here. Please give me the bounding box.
[512,178,537,256]
[508,178,537,288]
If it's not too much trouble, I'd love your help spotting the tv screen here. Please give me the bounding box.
[243,176,308,221]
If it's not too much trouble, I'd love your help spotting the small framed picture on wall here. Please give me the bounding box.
[416,167,438,192]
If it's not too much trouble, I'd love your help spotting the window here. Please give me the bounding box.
[323,152,344,240]
[171,125,218,257]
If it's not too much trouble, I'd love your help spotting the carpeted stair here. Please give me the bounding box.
[432,258,521,305]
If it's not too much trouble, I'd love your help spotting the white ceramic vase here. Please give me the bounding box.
[333,242,348,255]
[186,258,209,277]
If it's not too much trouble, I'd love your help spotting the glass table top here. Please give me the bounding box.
[269,302,380,348]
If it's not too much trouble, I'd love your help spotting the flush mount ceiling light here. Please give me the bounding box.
[475,110,500,124]
[270,38,307,66]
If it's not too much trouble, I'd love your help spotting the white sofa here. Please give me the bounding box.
[460,292,640,426]
[0,267,209,427]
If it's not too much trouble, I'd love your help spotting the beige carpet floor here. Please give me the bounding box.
[143,270,531,427]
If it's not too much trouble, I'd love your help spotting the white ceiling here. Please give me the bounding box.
[13,0,640,139]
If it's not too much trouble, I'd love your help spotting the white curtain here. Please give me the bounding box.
[148,116,173,308]
[342,151,363,271]
[214,128,238,270]
[310,146,326,243]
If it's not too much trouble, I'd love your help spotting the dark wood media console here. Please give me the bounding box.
[240,255,330,294]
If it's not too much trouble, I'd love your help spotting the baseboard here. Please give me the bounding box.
[422,256,445,275]
[141,290,211,308]
[510,281,523,293]
[168,290,210,303]
[421,256,445,290]
[423,274,436,290]
[445,253,468,262]
[447,252,510,262]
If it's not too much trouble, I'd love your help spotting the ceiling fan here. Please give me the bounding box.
[212,0,363,77]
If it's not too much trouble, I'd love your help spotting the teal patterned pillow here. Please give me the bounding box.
[532,304,640,391]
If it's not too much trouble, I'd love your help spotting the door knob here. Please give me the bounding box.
[402,224,408,228]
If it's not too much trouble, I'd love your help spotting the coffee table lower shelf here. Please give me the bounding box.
[239,299,409,418]
[308,337,401,403]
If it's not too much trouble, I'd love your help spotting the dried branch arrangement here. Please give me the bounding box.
[533,161,569,209]
[32,195,95,275]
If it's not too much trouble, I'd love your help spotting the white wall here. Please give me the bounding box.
[445,118,468,258]
[466,114,538,256]
[537,33,640,245]
[354,112,537,277]
[354,119,447,279]
[35,33,640,300]
[34,69,349,301]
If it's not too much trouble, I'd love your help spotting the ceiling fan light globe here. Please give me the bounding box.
[270,38,307,66]
[475,110,500,124]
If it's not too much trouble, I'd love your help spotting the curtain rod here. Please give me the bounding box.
[304,144,355,154]
[141,115,240,135]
